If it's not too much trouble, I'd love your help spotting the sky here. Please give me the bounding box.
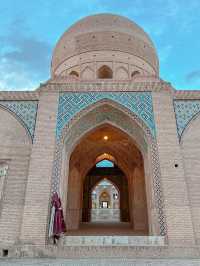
[0,0,200,91]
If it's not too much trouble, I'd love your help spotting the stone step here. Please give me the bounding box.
[1,258,200,265]
[59,235,165,246]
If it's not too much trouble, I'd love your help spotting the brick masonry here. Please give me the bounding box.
[0,13,200,260]
[20,92,59,245]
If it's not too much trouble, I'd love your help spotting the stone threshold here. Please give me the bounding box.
[59,235,165,246]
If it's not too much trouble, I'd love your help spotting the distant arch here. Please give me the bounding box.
[95,153,116,164]
[97,65,113,79]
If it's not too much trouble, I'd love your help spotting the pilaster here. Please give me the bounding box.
[20,90,59,245]
[152,90,195,246]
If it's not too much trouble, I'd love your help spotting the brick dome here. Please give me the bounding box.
[51,14,159,78]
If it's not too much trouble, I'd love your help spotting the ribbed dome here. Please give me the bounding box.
[51,14,159,77]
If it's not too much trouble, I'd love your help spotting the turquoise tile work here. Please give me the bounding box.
[174,100,200,139]
[56,92,155,139]
[0,101,38,140]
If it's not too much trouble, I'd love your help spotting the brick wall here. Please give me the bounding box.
[181,114,200,244]
[0,108,31,245]
[20,91,59,245]
[152,91,195,246]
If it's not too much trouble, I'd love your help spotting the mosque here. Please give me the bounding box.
[0,13,200,262]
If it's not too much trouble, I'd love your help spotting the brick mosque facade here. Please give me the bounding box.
[0,14,200,262]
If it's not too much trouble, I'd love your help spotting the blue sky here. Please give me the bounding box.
[0,0,200,91]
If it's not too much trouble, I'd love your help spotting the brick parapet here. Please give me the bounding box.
[174,90,200,100]
[37,79,173,93]
[0,91,39,100]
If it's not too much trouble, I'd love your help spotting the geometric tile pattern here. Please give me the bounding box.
[174,100,200,139]
[56,92,156,140]
[151,141,167,236]
[0,101,38,141]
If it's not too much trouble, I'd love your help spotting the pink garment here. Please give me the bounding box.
[52,192,66,236]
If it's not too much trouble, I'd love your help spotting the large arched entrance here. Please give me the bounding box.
[56,102,165,236]
[65,124,148,234]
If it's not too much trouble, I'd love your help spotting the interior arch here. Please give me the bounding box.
[82,153,130,224]
[91,178,120,222]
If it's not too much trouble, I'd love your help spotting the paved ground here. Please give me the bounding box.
[65,222,146,235]
[1,258,200,265]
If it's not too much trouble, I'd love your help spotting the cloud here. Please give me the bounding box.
[0,18,52,90]
[185,70,200,83]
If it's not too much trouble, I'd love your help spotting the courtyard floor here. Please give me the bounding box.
[1,258,200,265]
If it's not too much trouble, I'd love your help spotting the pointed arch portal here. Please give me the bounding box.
[66,123,148,234]
[52,100,166,236]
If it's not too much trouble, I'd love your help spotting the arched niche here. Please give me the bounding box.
[53,100,165,236]
[115,66,129,80]
[0,107,32,243]
[82,157,129,224]
[81,66,94,80]
[97,65,113,79]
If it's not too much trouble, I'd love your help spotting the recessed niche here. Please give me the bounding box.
[3,249,8,257]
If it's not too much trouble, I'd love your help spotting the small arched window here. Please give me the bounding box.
[131,70,140,78]
[97,65,113,79]
[69,71,79,77]
[96,159,114,168]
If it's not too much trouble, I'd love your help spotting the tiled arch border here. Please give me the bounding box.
[0,104,33,143]
[51,99,167,236]
[180,110,200,144]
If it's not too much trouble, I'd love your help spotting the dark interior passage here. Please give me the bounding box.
[82,163,130,222]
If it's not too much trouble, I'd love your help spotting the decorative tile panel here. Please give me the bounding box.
[174,100,200,139]
[56,92,155,139]
[0,101,38,140]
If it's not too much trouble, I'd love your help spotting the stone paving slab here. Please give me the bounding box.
[1,258,200,266]
[60,235,165,246]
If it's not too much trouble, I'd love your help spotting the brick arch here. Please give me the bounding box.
[83,171,129,223]
[0,104,33,143]
[115,66,129,79]
[51,99,167,236]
